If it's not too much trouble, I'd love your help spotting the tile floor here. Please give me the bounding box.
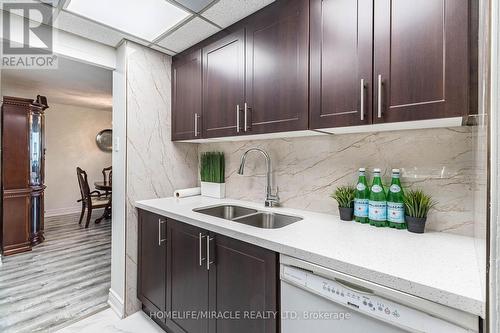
[56,309,163,333]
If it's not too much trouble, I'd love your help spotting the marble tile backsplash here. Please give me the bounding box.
[200,127,475,236]
[124,42,198,315]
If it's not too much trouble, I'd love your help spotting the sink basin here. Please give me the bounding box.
[193,204,302,229]
[233,212,302,229]
[193,205,257,220]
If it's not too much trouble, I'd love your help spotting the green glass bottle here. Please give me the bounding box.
[354,168,370,223]
[369,168,387,227]
[387,169,406,229]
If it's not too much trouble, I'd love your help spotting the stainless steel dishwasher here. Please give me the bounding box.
[280,255,479,333]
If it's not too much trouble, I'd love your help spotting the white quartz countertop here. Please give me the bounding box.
[135,196,485,317]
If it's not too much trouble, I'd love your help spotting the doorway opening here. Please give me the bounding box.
[0,56,113,332]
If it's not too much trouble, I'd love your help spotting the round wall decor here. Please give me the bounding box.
[96,129,112,152]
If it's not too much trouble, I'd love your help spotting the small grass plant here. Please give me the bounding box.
[200,152,225,183]
[403,189,437,218]
[331,185,356,208]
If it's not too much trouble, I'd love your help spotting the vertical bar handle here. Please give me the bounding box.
[194,113,199,137]
[236,105,240,133]
[158,219,166,246]
[199,233,206,266]
[360,79,365,121]
[244,102,249,132]
[377,74,383,118]
[206,236,214,270]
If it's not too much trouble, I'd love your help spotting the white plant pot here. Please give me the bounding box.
[201,182,226,199]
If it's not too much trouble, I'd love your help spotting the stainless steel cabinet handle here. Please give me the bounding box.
[377,74,383,119]
[194,113,199,137]
[206,236,214,270]
[236,105,240,133]
[360,79,365,121]
[244,102,248,132]
[199,233,206,266]
[158,219,166,246]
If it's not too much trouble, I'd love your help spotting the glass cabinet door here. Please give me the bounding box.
[29,112,43,186]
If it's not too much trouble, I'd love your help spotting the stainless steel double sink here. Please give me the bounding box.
[193,204,302,229]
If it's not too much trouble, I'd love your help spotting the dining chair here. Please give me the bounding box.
[102,166,112,197]
[76,167,111,228]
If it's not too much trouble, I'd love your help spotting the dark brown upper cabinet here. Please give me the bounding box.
[202,30,246,138]
[244,0,309,134]
[373,0,469,123]
[137,210,167,322]
[172,0,474,140]
[172,49,202,141]
[310,0,373,129]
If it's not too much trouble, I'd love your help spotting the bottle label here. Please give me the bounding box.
[371,185,383,193]
[389,184,401,193]
[369,201,387,221]
[356,183,366,191]
[387,202,405,223]
[354,198,369,217]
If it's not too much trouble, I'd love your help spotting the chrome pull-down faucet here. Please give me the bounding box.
[237,148,279,207]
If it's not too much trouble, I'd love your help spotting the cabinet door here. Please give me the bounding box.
[202,30,245,138]
[167,220,210,333]
[244,0,309,135]
[309,0,373,129]
[172,49,202,141]
[208,233,278,333]
[373,0,469,123]
[138,209,167,320]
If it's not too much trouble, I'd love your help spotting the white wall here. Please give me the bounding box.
[109,42,128,317]
[44,103,112,215]
[490,0,500,329]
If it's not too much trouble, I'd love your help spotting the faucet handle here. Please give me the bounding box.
[265,186,280,207]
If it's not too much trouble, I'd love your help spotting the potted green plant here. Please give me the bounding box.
[200,152,225,198]
[404,189,437,234]
[331,185,356,221]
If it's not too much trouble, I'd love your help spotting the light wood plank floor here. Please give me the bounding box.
[0,212,111,333]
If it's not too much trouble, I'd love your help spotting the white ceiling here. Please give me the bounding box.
[0,0,275,111]
[2,56,112,110]
[6,0,275,55]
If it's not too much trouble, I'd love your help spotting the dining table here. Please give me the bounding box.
[94,181,112,223]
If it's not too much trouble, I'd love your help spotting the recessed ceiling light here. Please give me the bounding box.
[66,0,190,42]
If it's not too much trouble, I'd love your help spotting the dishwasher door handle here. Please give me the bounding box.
[334,278,374,295]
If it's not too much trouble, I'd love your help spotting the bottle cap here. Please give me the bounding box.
[359,168,366,172]
[392,168,400,173]
[373,168,381,172]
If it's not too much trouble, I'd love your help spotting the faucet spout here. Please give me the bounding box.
[237,148,279,207]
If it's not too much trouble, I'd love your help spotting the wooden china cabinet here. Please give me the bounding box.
[1,96,49,256]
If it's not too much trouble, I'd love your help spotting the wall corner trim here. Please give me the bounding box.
[108,288,125,319]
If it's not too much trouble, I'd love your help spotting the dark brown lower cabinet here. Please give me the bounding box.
[137,209,278,333]
[138,210,167,323]
[168,220,210,333]
[208,233,278,333]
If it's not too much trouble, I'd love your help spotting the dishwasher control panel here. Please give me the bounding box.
[313,274,400,318]
[282,265,471,333]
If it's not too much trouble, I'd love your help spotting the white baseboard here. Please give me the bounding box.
[45,206,105,217]
[108,288,125,319]
[45,206,82,217]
